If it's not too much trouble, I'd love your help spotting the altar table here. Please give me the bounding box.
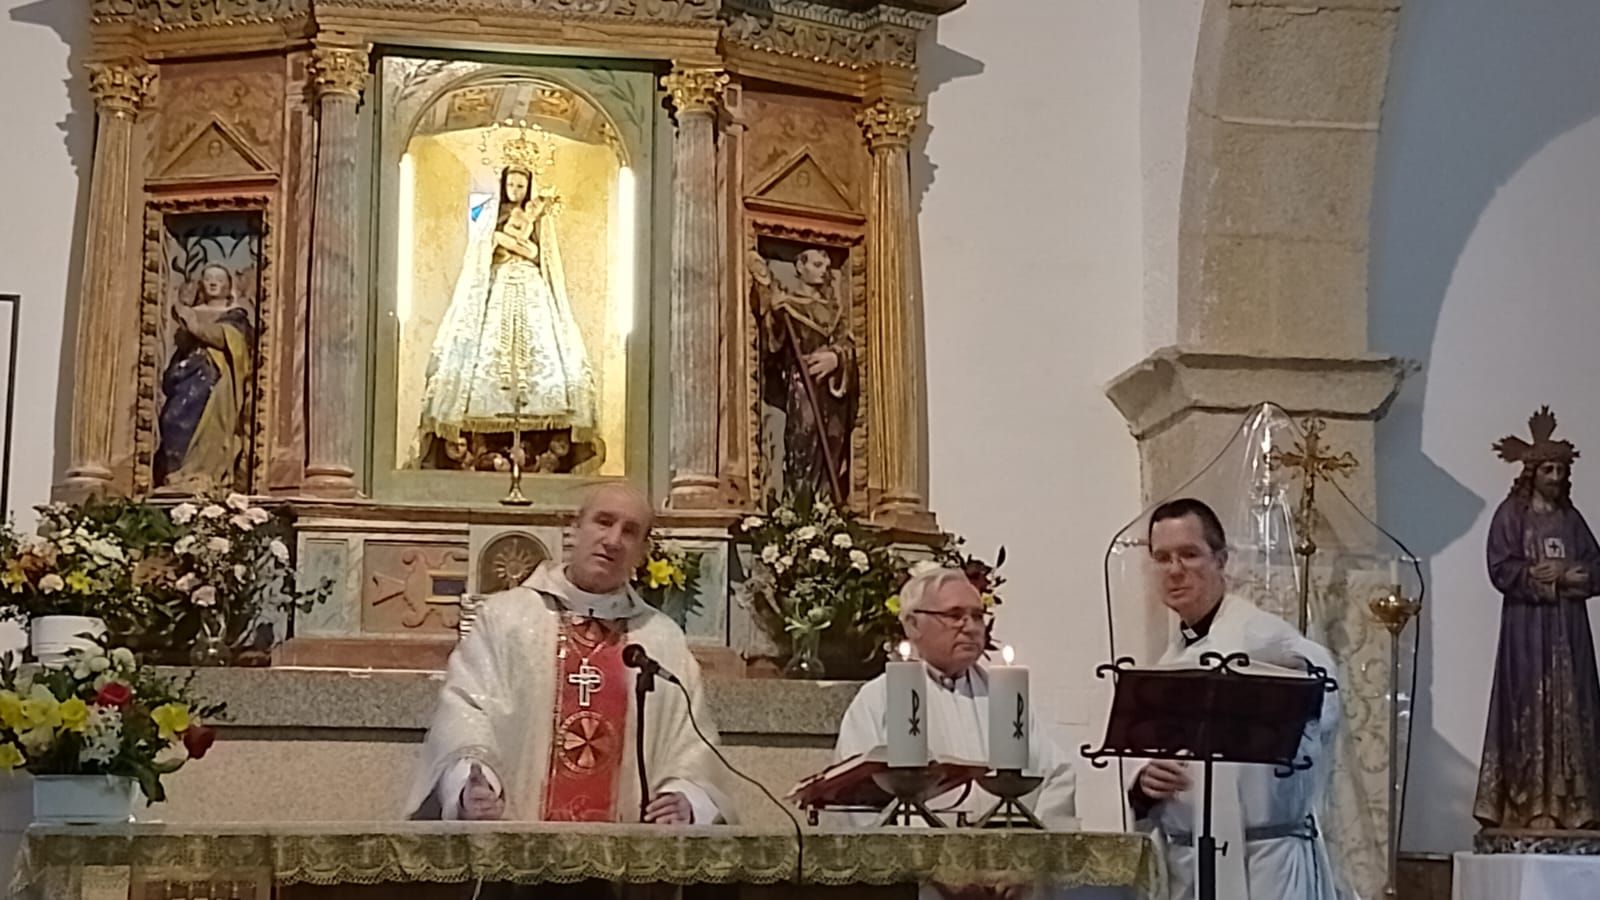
[8,822,1164,900]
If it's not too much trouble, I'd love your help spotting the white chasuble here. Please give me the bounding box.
[406,562,734,824]
[1149,595,1344,900]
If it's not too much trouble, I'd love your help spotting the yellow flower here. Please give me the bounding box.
[19,687,60,731]
[885,595,901,616]
[65,571,92,594]
[151,703,191,741]
[0,691,21,730]
[1,562,25,590]
[981,593,996,609]
[0,743,23,771]
[17,726,54,756]
[57,698,89,734]
[646,559,676,591]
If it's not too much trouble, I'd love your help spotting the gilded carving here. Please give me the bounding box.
[477,533,551,594]
[722,1,929,69]
[95,0,717,28]
[155,66,284,173]
[662,68,728,116]
[311,45,370,100]
[857,99,921,150]
[87,61,156,115]
[742,91,867,205]
[91,0,305,28]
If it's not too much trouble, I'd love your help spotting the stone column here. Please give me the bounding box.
[662,66,728,509]
[303,42,369,498]
[858,99,934,531]
[58,60,156,501]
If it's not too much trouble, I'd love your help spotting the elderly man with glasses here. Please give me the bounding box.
[833,563,1079,900]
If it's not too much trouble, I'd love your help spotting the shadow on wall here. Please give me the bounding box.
[9,0,95,486]
[1371,0,1600,853]
[911,24,985,221]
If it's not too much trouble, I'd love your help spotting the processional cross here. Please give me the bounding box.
[569,661,604,708]
[1268,418,1359,632]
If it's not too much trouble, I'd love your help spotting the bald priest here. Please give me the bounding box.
[406,484,734,825]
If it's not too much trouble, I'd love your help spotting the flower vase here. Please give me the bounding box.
[783,631,826,679]
[33,775,139,824]
[30,615,107,667]
[190,608,232,666]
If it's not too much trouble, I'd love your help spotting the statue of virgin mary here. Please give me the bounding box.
[416,163,597,466]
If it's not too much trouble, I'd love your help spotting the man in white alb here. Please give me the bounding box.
[835,564,1078,900]
[406,484,733,826]
[1130,498,1344,900]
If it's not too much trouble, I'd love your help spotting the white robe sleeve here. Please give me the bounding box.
[1025,724,1079,828]
[659,777,720,824]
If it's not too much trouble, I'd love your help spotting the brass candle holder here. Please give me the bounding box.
[1368,574,1422,900]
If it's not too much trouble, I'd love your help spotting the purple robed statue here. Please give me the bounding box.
[1475,406,1600,831]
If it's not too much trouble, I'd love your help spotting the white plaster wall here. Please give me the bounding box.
[0,0,86,525]
[1139,0,1204,351]
[1372,0,1600,854]
[918,0,1146,830]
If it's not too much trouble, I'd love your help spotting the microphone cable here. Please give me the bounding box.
[667,676,807,886]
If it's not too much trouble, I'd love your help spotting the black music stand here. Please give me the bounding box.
[1081,652,1335,900]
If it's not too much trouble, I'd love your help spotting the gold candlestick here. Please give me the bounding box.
[1368,575,1422,900]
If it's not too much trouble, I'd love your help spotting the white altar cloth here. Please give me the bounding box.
[1453,852,1600,900]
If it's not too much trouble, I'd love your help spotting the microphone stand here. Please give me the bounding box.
[634,661,656,822]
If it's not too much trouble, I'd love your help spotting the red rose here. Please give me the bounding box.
[94,683,133,709]
[182,723,216,759]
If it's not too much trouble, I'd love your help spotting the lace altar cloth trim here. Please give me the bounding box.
[11,823,1162,897]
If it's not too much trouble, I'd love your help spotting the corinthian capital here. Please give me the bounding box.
[662,67,729,116]
[87,61,156,116]
[311,44,371,100]
[857,99,922,150]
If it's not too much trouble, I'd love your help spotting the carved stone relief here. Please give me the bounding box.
[362,542,472,634]
[476,533,551,594]
[741,91,867,207]
[152,60,284,178]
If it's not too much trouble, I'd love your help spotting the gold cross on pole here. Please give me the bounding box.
[1268,417,1360,633]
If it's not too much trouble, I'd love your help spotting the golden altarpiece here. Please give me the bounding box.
[56,0,961,668]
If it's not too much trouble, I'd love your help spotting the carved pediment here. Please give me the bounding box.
[747,149,864,224]
[154,117,274,183]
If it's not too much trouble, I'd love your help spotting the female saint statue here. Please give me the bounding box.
[417,161,597,469]
[155,263,254,492]
[1475,406,1600,830]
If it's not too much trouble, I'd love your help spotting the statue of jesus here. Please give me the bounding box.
[1475,406,1600,830]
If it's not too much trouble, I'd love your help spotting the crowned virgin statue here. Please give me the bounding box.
[416,131,598,471]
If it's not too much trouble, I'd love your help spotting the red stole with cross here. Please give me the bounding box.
[541,616,629,821]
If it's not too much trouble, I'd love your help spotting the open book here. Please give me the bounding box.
[786,746,990,810]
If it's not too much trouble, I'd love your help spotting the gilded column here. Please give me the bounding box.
[858,99,933,529]
[662,66,729,509]
[303,43,369,498]
[58,60,156,501]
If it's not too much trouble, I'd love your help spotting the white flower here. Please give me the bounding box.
[226,493,250,511]
[79,706,123,766]
[776,554,794,573]
[809,548,829,563]
[206,537,231,554]
[229,514,255,532]
[19,725,53,755]
[245,507,270,525]
[88,656,109,673]
[760,544,780,565]
[200,505,225,520]
[38,574,64,593]
[174,535,197,555]
[849,549,870,573]
[233,565,247,581]
[741,516,764,531]
[110,648,135,670]
[793,526,818,543]
[268,539,290,563]
[171,503,198,524]
[832,533,853,550]
[175,573,200,592]
[18,535,49,555]
[777,508,797,526]
[191,586,217,608]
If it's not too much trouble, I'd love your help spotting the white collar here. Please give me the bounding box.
[523,560,643,621]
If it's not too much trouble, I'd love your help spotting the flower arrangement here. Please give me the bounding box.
[137,492,328,660]
[632,542,704,627]
[733,491,906,668]
[0,643,224,803]
[0,499,173,631]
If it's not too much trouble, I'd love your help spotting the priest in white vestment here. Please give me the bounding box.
[1130,498,1344,900]
[406,484,733,825]
[835,565,1079,900]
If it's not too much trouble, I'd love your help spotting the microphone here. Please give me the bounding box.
[623,643,680,685]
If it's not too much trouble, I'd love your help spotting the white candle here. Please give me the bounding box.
[886,641,929,767]
[988,645,1030,772]
[1389,557,1400,589]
